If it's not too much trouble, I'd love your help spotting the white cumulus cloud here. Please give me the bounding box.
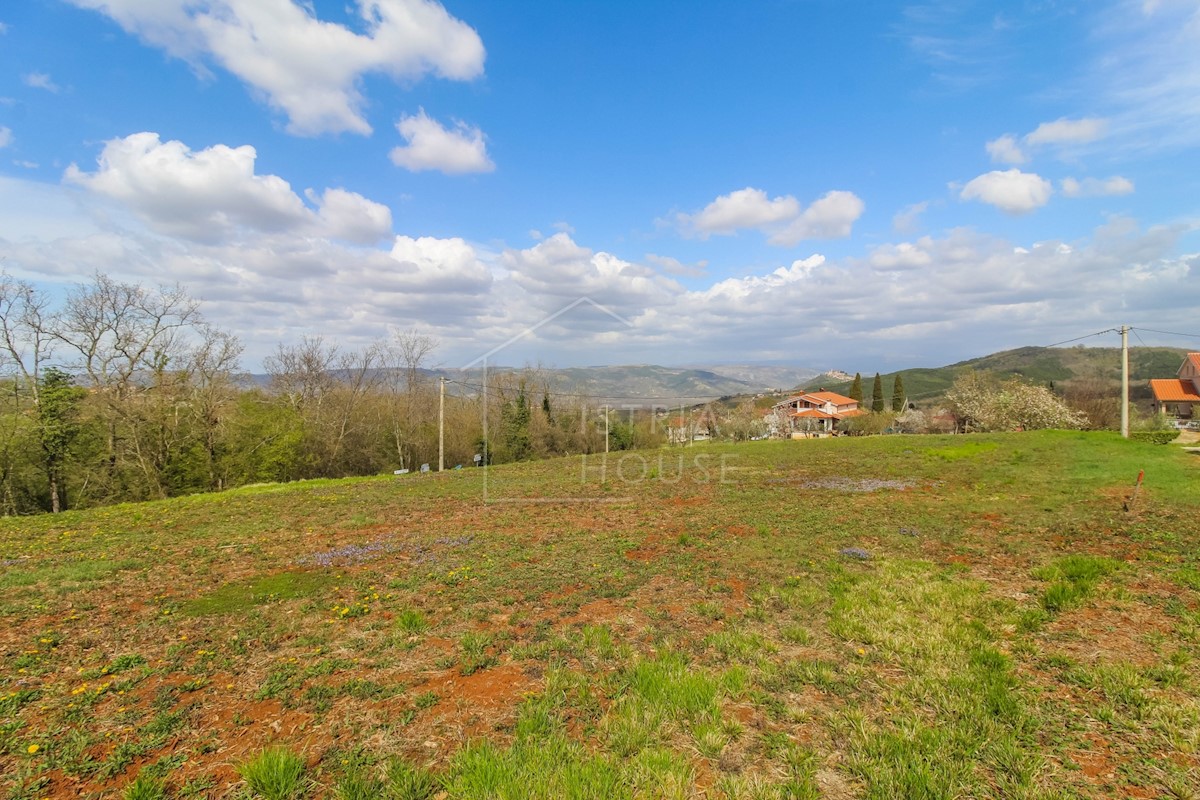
[1060,176,1135,198]
[1025,117,1108,146]
[985,134,1027,164]
[22,72,60,92]
[867,240,934,271]
[3,172,1197,370]
[690,188,800,235]
[388,235,492,293]
[501,233,679,316]
[65,132,393,244]
[310,188,393,244]
[959,169,1053,214]
[982,116,1111,167]
[769,191,866,246]
[681,187,863,244]
[389,109,494,174]
[66,0,486,136]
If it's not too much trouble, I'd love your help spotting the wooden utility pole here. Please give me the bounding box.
[438,376,445,471]
[1120,325,1130,439]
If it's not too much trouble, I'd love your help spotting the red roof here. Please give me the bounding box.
[1188,353,1200,372]
[805,391,858,406]
[1150,379,1200,403]
[791,409,837,420]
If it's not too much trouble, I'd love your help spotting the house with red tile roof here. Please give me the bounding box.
[1149,353,1200,421]
[767,389,863,436]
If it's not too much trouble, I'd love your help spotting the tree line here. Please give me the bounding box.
[0,274,657,515]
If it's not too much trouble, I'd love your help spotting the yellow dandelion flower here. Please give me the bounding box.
[27,744,39,754]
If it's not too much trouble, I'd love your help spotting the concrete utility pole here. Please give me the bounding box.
[438,376,445,471]
[1120,325,1130,439]
[604,405,610,454]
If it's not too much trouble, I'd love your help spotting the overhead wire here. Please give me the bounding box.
[444,377,734,403]
[1038,328,1118,348]
[1130,326,1200,340]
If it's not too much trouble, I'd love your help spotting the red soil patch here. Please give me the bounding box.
[417,663,533,710]
[566,598,626,626]
[1045,598,1173,667]
[721,577,747,603]
[1066,733,1157,798]
[625,533,666,562]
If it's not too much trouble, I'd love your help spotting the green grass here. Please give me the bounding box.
[386,759,439,800]
[238,747,308,800]
[183,570,335,616]
[122,773,168,800]
[1034,554,1122,613]
[2,431,1199,798]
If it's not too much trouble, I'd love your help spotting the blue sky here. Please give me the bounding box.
[1,0,1197,372]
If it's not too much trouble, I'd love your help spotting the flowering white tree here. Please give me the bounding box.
[947,372,1087,432]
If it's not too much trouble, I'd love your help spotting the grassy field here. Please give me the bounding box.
[2,431,1200,799]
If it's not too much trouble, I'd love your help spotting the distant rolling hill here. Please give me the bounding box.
[802,346,1191,405]
[248,363,824,406]
[448,363,822,406]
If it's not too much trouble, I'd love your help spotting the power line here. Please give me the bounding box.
[444,378,735,404]
[1039,328,1118,348]
[1130,326,1200,340]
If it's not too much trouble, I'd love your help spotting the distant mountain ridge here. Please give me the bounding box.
[245,362,825,406]
[446,363,824,406]
[245,346,1193,409]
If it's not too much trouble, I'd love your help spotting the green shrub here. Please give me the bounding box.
[1129,430,1179,445]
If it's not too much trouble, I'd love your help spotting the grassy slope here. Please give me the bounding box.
[2,432,1199,799]
[802,345,1190,403]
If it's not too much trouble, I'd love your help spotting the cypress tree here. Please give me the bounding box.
[849,373,863,404]
[892,374,906,412]
[871,373,885,413]
[502,382,532,460]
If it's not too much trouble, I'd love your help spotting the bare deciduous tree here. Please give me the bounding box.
[265,336,338,412]
[187,325,244,490]
[54,274,203,501]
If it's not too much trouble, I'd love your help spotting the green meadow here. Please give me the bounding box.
[2,431,1198,799]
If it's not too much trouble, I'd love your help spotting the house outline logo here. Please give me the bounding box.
[459,296,636,504]
[459,296,634,370]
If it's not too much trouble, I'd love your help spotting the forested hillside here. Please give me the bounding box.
[0,274,657,515]
[805,345,1189,403]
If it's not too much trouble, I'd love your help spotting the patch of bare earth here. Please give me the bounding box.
[1044,596,1174,667]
